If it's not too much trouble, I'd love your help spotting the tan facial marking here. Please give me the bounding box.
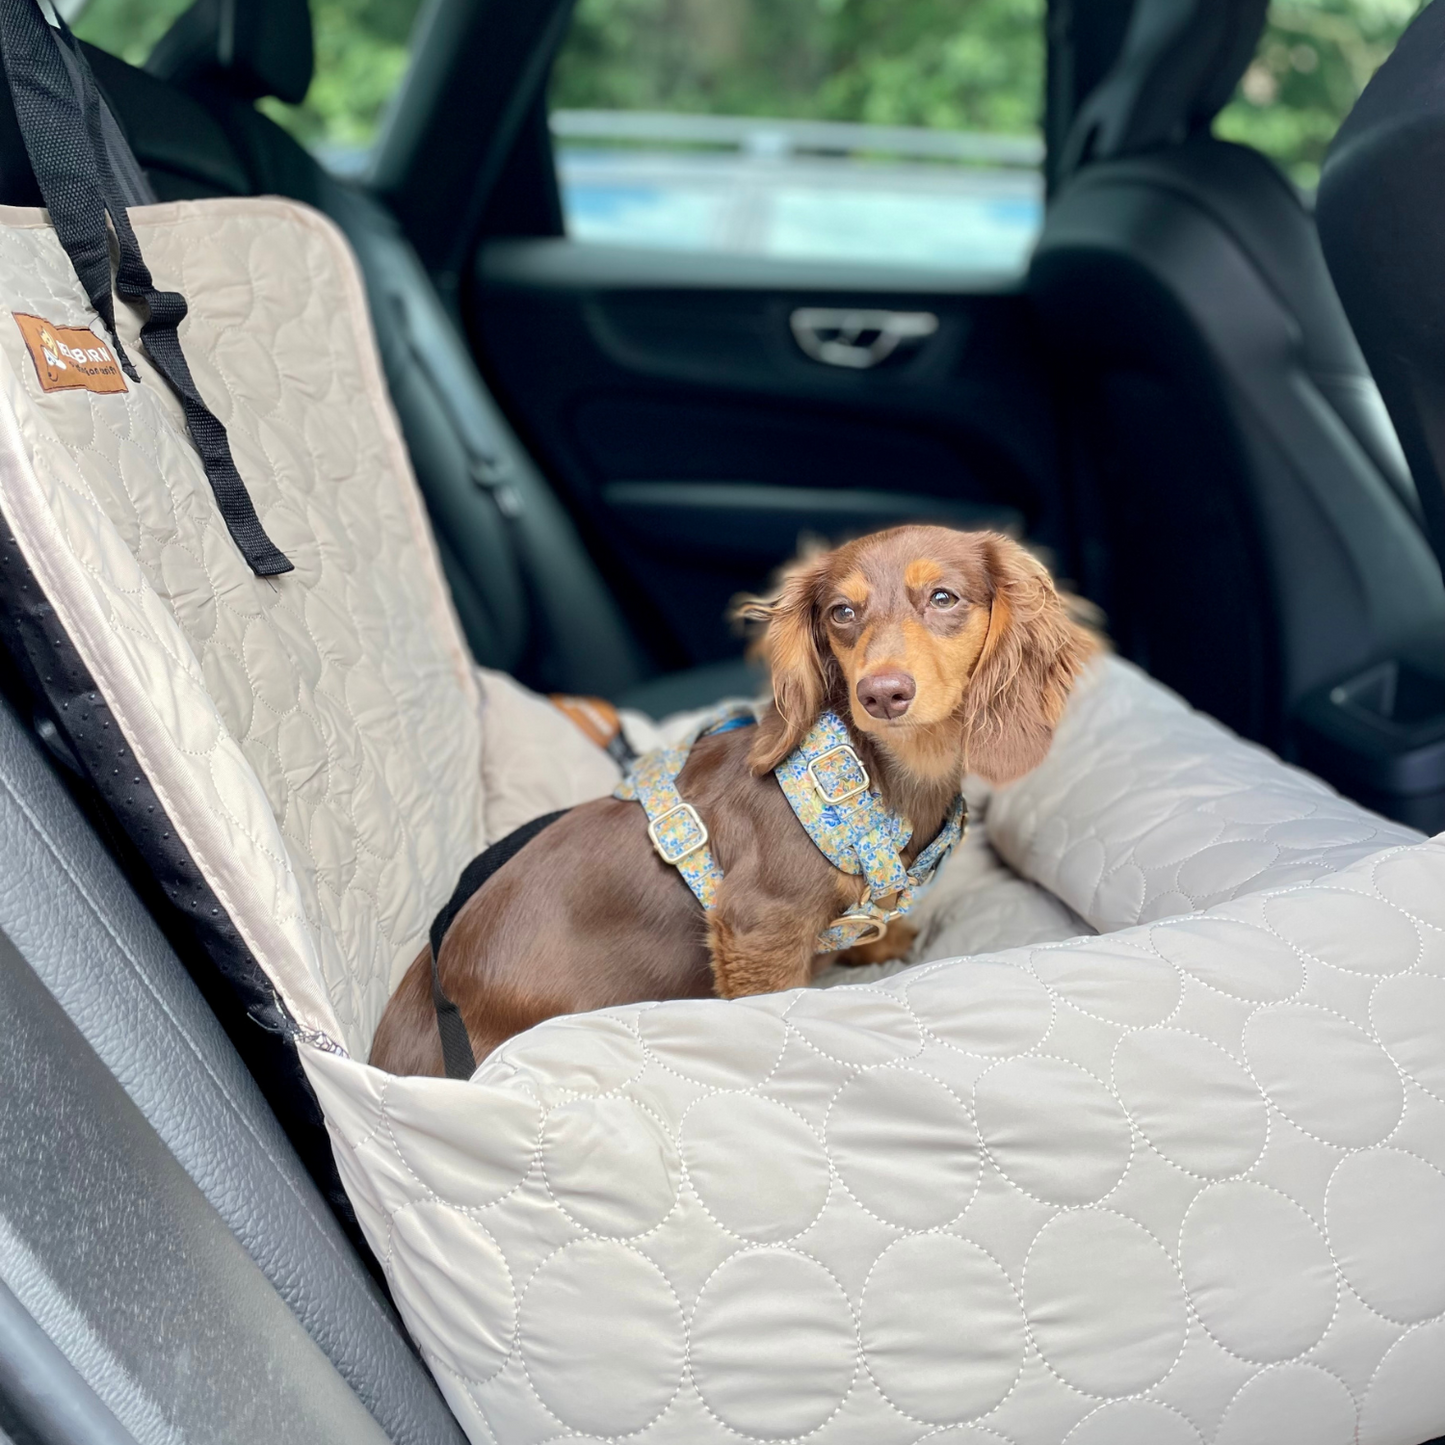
[903,557,939,592]
[903,611,989,712]
[836,570,870,606]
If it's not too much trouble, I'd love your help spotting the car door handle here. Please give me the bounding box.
[789,308,939,369]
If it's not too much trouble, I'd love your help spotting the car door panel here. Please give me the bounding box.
[472,238,1062,667]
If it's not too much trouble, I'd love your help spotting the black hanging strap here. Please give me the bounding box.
[428,808,570,1080]
[0,1,131,374]
[0,1,293,578]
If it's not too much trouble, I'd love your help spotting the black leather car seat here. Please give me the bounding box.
[1029,0,1445,751]
[86,0,757,715]
[1318,0,1445,583]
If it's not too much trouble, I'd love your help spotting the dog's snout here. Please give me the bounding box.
[856,670,916,721]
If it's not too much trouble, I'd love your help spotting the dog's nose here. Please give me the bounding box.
[856,670,916,720]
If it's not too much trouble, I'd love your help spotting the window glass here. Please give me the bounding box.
[262,0,426,168]
[1215,0,1424,188]
[68,0,427,173]
[64,0,190,62]
[548,0,1045,273]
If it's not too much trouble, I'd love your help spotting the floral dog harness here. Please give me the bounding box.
[615,704,967,951]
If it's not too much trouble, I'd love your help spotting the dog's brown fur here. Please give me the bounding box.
[370,527,1096,1076]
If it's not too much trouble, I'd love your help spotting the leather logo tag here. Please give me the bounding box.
[13,313,128,395]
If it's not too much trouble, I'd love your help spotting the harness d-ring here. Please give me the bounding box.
[824,911,890,947]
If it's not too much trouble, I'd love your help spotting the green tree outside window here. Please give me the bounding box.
[69,0,1429,184]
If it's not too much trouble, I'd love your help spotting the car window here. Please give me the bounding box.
[548,0,1045,274]
[1215,0,1424,188]
[67,0,428,174]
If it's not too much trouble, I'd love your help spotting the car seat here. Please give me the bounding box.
[1029,0,1445,761]
[3,6,1445,1442]
[1317,1,1445,587]
[83,0,759,716]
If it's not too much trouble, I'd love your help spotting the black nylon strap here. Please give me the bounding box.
[0,1,293,578]
[429,809,570,1080]
[0,1,130,374]
[430,955,479,1083]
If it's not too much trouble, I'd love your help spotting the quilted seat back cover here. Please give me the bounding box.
[0,198,484,1051]
[4,197,1445,1445]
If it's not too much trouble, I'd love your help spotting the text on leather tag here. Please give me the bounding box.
[13,313,128,394]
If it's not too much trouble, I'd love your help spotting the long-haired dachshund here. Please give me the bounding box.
[371,526,1096,1076]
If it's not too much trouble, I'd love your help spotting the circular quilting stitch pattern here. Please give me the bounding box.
[907,959,1052,1057]
[1111,1028,1267,1178]
[520,1240,685,1437]
[1175,838,1284,902]
[975,1057,1131,1206]
[491,1015,643,1100]
[1371,973,1445,1101]
[1179,1181,1336,1362]
[1265,815,1378,848]
[1150,916,1304,1001]
[1243,1005,1403,1147]
[1031,941,1181,1026]
[1213,1364,1356,1445]
[913,1429,1011,1444]
[387,1201,513,1386]
[1372,849,1445,931]
[1061,1399,1202,1444]
[386,1076,539,1210]
[690,1248,855,1439]
[827,1069,978,1229]
[682,1094,830,1242]
[1359,1319,1445,1445]
[1128,808,1231,870]
[1326,1147,1445,1323]
[542,1095,680,1237]
[786,986,921,1066]
[861,1233,1024,1424]
[1024,1209,1187,1396]
[1264,889,1418,975]
[638,999,789,1088]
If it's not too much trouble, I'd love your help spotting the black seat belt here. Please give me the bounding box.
[0,0,293,578]
[426,808,570,1079]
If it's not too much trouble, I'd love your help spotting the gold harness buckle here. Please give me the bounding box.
[823,911,891,948]
[648,802,709,865]
[807,744,870,805]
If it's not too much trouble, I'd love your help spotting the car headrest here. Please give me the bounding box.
[1057,0,1268,181]
[1317,0,1445,579]
[146,0,313,106]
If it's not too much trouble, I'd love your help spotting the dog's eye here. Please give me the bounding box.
[830,603,857,624]
[928,589,958,609]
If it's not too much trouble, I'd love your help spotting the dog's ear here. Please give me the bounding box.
[733,553,832,773]
[961,535,1097,783]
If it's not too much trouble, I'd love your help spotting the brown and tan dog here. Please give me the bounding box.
[370,526,1096,1076]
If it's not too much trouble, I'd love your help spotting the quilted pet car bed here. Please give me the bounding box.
[3,11,1445,1443]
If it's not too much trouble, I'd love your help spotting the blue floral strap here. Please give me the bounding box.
[617,703,965,954]
[614,703,755,911]
[776,711,967,950]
